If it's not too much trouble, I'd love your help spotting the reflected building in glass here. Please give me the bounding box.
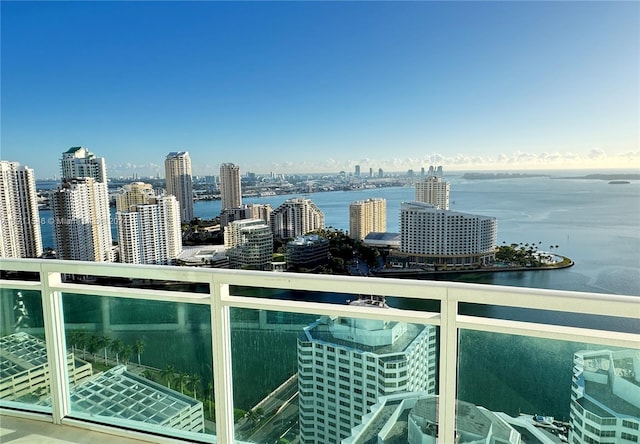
[570,349,640,444]
[297,297,437,444]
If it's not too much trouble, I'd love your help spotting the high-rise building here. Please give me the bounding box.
[415,176,450,210]
[116,184,181,265]
[165,152,194,223]
[0,161,42,258]
[115,182,156,212]
[349,198,386,240]
[285,235,329,269]
[569,349,639,444]
[51,178,113,262]
[297,297,437,444]
[60,146,107,183]
[399,202,497,268]
[354,165,360,177]
[220,203,272,229]
[219,163,242,211]
[224,218,273,270]
[270,198,325,239]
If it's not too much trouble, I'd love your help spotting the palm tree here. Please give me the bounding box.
[206,381,214,417]
[160,365,175,389]
[109,338,124,365]
[134,339,145,366]
[121,344,133,365]
[98,336,110,365]
[176,372,189,394]
[189,373,202,399]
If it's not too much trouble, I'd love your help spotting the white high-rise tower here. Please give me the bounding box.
[165,152,193,223]
[61,146,107,183]
[116,184,182,265]
[51,178,113,262]
[270,198,325,239]
[415,176,450,210]
[297,297,437,444]
[0,161,42,258]
[219,163,242,211]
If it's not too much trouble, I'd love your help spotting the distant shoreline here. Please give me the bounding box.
[372,257,574,278]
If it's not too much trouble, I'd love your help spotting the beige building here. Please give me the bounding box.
[165,152,193,222]
[115,182,156,212]
[219,163,242,211]
[0,161,42,258]
[349,198,386,240]
[415,176,450,210]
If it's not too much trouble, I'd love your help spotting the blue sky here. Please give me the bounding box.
[1,1,638,179]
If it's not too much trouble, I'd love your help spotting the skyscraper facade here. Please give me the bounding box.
[0,161,42,258]
[219,163,242,211]
[165,152,193,223]
[60,146,107,183]
[270,198,325,239]
[51,178,113,262]
[349,198,386,240]
[224,218,273,270]
[399,202,497,268]
[415,176,450,210]
[115,182,156,212]
[116,184,181,265]
[569,349,639,444]
[297,298,437,444]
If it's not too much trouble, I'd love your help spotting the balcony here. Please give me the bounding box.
[0,258,638,443]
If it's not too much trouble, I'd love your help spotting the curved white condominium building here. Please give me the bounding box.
[270,198,325,239]
[400,202,497,268]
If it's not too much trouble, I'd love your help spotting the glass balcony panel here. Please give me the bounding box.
[459,303,640,333]
[0,288,51,413]
[59,292,215,441]
[61,274,209,294]
[230,307,439,444]
[456,330,640,444]
[231,285,442,314]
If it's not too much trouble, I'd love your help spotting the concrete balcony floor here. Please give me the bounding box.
[0,415,151,444]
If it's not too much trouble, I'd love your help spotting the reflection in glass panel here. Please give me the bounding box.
[457,330,640,444]
[0,288,51,412]
[59,293,214,440]
[231,298,439,444]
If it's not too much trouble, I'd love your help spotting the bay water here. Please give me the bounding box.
[32,171,640,420]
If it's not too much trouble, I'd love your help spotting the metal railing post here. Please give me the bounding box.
[210,277,235,443]
[438,291,458,444]
[40,264,69,424]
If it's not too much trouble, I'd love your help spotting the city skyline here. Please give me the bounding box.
[1,1,638,179]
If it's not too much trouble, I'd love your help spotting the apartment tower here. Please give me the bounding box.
[270,198,325,239]
[0,161,42,258]
[415,176,450,210]
[349,198,386,240]
[60,146,107,183]
[165,152,194,223]
[219,163,242,211]
[116,183,182,265]
[51,178,113,262]
[224,218,273,270]
[399,202,497,268]
[297,297,437,444]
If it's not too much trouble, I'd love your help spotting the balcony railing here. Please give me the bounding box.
[0,258,638,443]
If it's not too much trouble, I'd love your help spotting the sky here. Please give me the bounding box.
[1,1,639,179]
